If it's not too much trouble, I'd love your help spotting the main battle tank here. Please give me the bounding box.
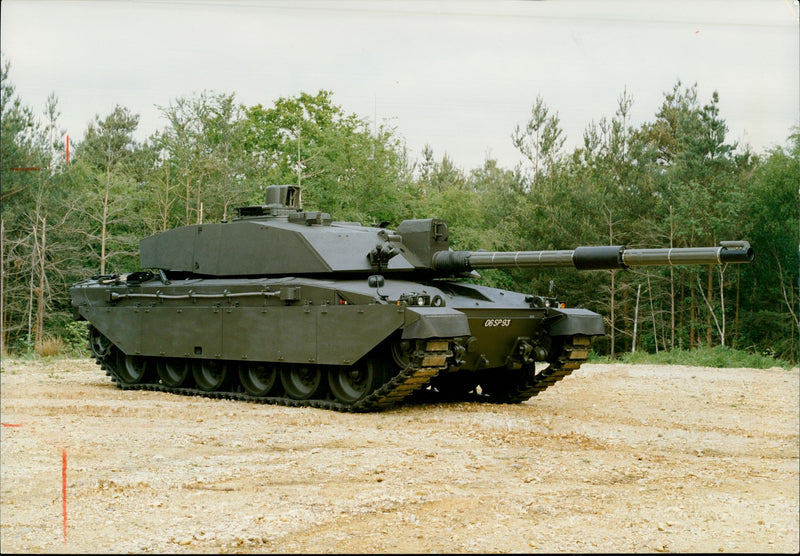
[70,185,754,411]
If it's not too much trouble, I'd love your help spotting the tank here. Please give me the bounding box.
[70,184,754,411]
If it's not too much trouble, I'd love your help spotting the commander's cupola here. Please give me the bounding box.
[234,184,305,220]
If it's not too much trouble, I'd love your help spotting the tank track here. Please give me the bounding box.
[93,344,451,413]
[91,335,589,411]
[400,335,591,406]
[414,334,590,405]
[480,334,591,404]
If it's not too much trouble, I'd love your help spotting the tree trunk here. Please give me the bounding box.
[696,272,724,346]
[162,162,171,232]
[706,266,713,347]
[733,265,740,349]
[101,166,110,274]
[1,219,5,354]
[196,174,204,224]
[610,269,616,359]
[690,286,696,349]
[184,161,191,225]
[669,206,675,350]
[34,216,46,348]
[27,218,37,346]
[606,205,617,359]
[632,283,641,353]
[647,273,659,353]
[718,266,726,346]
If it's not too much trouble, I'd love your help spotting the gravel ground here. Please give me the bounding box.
[0,357,797,554]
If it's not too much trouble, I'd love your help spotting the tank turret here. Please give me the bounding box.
[71,184,755,412]
[140,185,752,278]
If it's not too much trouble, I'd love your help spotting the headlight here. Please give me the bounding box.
[398,293,434,306]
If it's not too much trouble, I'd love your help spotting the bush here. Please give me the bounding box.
[34,336,65,357]
[601,345,794,369]
[62,320,90,355]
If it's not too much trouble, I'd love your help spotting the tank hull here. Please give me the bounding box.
[71,274,602,411]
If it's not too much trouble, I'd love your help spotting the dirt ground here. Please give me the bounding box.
[0,357,797,554]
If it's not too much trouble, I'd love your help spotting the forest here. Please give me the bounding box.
[1,58,798,363]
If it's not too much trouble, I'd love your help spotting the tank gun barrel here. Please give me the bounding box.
[430,241,754,273]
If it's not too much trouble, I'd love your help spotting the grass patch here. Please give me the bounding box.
[593,345,795,369]
[34,337,66,357]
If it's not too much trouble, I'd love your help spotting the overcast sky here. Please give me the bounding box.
[1,0,798,170]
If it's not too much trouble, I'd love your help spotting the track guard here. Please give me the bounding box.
[547,308,605,337]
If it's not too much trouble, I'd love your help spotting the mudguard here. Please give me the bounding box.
[401,307,471,339]
[546,308,605,337]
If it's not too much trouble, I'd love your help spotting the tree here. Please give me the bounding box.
[1,64,75,352]
[0,58,37,352]
[511,95,566,189]
[641,81,745,349]
[243,90,341,189]
[243,90,416,225]
[1,58,37,205]
[559,89,655,357]
[157,95,206,225]
[736,133,799,360]
[202,93,249,221]
[157,92,250,225]
[73,105,141,274]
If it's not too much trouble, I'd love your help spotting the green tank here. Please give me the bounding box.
[70,185,754,411]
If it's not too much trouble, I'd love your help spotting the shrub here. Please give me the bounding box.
[34,336,65,357]
[603,345,795,369]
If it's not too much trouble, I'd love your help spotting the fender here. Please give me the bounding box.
[546,308,605,337]
[402,307,471,339]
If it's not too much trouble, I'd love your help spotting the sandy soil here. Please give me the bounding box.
[0,357,797,554]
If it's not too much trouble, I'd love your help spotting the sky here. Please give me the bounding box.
[1,0,798,170]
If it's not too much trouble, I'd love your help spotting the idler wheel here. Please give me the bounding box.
[328,357,389,405]
[193,360,230,392]
[239,363,280,397]
[156,358,191,388]
[280,364,326,400]
[88,326,112,359]
[115,350,150,385]
[390,339,414,368]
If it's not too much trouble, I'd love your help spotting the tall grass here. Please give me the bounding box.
[592,345,795,370]
[34,337,66,357]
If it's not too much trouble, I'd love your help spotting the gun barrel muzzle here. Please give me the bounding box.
[620,241,754,267]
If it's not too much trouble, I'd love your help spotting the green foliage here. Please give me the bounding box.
[155,91,251,226]
[243,90,415,225]
[511,94,566,187]
[608,345,795,370]
[61,320,90,356]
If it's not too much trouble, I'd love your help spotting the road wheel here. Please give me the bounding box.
[328,357,389,405]
[281,364,326,400]
[193,360,230,392]
[156,358,191,388]
[239,363,280,397]
[115,350,150,385]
